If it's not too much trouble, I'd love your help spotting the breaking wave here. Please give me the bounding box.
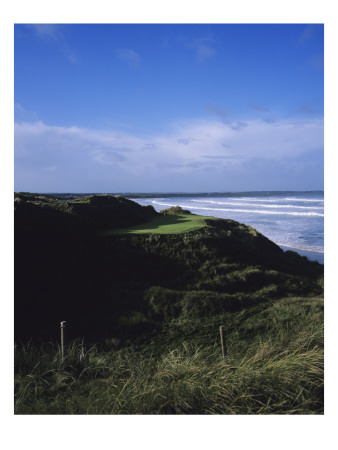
[151,200,324,217]
[191,199,323,210]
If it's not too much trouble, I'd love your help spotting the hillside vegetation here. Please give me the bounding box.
[14,192,157,232]
[14,193,324,414]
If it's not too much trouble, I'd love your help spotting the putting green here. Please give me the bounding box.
[103,214,213,235]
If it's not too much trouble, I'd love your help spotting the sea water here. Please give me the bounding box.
[132,192,324,264]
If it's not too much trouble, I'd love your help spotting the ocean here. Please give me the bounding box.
[132,191,324,265]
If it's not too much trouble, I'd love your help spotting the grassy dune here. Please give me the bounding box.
[14,194,324,414]
[103,213,213,235]
[14,296,323,414]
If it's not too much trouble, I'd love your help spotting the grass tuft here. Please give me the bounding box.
[14,297,323,414]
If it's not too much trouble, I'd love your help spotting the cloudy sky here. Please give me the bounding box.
[14,24,324,193]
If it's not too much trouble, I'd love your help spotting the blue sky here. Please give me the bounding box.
[14,23,324,192]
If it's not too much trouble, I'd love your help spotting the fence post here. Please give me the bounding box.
[60,321,67,363]
[219,325,226,362]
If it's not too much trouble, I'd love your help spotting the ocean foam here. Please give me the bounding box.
[191,199,323,210]
[226,196,324,203]
[275,242,324,253]
[151,201,324,217]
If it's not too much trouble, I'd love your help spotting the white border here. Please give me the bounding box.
[2,1,337,449]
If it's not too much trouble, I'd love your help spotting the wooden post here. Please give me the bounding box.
[219,325,226,362]
[60,321,66,362]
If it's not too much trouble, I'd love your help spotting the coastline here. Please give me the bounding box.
[279,245,324,264]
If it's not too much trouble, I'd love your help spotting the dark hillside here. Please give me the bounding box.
[160,205,192,215]
[14,193,157,233]
[14,194,323,344]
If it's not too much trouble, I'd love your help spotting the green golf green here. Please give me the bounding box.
[103,213,214,235]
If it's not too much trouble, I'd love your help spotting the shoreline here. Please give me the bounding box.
[279,245,324,264]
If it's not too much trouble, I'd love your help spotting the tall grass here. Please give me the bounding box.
[14,297,323,414]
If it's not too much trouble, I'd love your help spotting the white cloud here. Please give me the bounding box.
[116,49,141,68]
[26,24,78,63]
[14,103,26,114]
[196,44,217,63]
[178,35,217,63]
[14,116,323,191]
[30,24,60,41]
[248,103,270,113]
[297,25,317,46]
[204,103,229,120]
[43,165,58,172]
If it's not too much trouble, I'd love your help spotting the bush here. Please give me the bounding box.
[145,286,182,320]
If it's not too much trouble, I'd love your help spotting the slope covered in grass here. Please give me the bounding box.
[14,193,324,414]
[14,296,323,414]
[15,193,323,342]
[14,192,157,232]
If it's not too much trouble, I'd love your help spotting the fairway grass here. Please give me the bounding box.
[103,214,214,235]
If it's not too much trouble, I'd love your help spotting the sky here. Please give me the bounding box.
[14,23,324,193]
